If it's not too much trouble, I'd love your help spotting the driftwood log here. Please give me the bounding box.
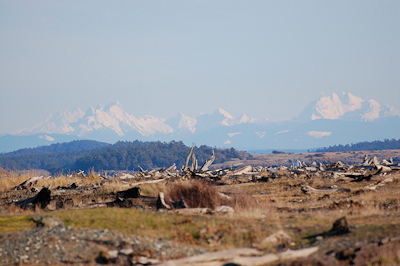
[163,246,319,266]
[301,185,350,195]
[12,176,47,191]
[15,187,51,209]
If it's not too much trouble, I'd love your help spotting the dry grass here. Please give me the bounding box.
[166,179,223,208]
[0,174,30,192]
[0,173,104,193]
[139,181,167,197]
[1,167,400,261]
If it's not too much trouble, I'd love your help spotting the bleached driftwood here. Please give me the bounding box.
[12,176,47,191]
[363,174,399,190]
[156,192,171,210]
[227,165,253,176]
[301,185,350,195]
[233,246,319,266]
[174,208,213,215]
[199,150,215,172]
[162,246,318,266]
[163,247,262,265]
[183,144,195,171]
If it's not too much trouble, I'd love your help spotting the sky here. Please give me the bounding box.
[1,0,399,135]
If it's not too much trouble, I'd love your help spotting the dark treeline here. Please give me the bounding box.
[72,141,247,172]
[313,138,400,152]
[0,140,248,174]
[0,140,110,173]
[3,140,109,156]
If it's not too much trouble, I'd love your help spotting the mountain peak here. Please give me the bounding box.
[216,108,236,126]
[312,92,364,120]
[301,92,400,121]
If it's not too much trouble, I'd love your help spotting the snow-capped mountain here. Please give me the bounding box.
[2,92,399,153]
[20,101,174,138]
[301,92,400,121]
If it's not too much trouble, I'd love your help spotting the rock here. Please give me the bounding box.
[32,215,64,228]
[16,187,52,210]
[107,250,119,258]
[135,256,161,265]
[255,230,294,250]
[171,198,188,209]
[119,248,133,255]
[120,187,140,199]
[326,216,350,236]
[215,205,234,214]
[32,187,52,209]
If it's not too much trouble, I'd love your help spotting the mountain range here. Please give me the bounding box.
[2,92,400,153]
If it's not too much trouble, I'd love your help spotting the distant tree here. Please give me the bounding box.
[314,138,400,152]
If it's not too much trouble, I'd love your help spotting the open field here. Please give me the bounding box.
[1,150,400,265]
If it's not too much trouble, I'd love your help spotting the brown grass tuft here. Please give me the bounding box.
[166,180,222,208]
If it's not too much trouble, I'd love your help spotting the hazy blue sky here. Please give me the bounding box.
[1,0,399,135]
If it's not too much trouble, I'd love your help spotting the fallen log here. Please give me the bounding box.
[363,174,399,190]
[15,187,51,209]
[162,247,262,265]
[199,150,215,172]
[227,165,253,176]
[301,185,350,195]
[12,176,47,191]
[233,247,319,266]
[162,246,318,266]
[156,192,171,210]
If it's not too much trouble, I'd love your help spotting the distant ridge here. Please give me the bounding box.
[6,140,109,156]
[314,138,400,152]
[1,92,399,153]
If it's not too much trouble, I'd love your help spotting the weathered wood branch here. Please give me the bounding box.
[183,143,195,171]
[301,185,350,195]
[12,176,47,191]
[156,192,171,210]
[163,246,318,266]
[363,174,399,190]
[199,150,215,172]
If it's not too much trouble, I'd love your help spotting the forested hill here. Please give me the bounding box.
[0,140,110,173]
[314,138,400,152]
[0,140,248,173]
[3,140,110,156]
[72,141,248,172]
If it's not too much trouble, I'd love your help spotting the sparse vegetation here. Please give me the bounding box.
[166,180,223,209]
[1,149,400,264]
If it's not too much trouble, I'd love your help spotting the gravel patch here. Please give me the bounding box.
[0,223,204,265]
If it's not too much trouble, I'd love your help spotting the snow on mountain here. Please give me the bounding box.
[311,92,363,120]
[218,108,237,126]
[178,113,197,133]
[307,131,332,139]
[308,92,400,121]
[20,102,174,138]
[20,108,85,135]
[239,114,258,124]
[135,115,174,135]
[6,92,399,153]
